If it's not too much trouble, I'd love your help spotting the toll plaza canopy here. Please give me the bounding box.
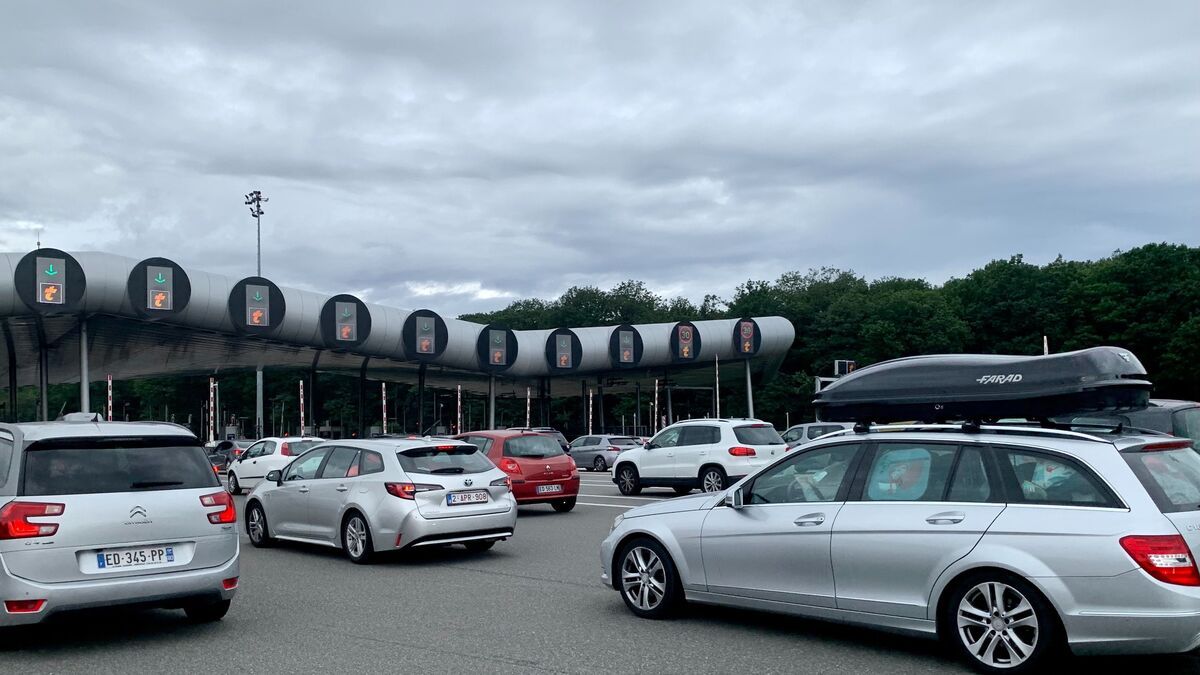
[0,249,795,429]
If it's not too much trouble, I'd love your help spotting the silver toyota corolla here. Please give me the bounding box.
[0,417,239,627]
[601,424,1200,672]
[245,438,517,563]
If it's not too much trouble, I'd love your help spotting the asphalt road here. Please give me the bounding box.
[3,471,1200,674]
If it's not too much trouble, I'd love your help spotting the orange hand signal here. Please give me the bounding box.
[153,291,167,308]
[492,350,504,364]
[42,285,59,302]
[251,309,265,325]
[340,325,353,339]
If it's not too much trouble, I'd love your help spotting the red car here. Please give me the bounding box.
[456,430,579,512]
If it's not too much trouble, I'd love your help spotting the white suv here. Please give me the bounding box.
[226,436,324,494]
[612,419,786,495]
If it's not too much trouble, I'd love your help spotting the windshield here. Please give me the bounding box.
[1174,409,1200,450]
[396,445,494,475]
[733,424,785,445]
[503,435,564,458]
[1124,447,1200,513]
[21,439,219,496]
[609,437,640,446]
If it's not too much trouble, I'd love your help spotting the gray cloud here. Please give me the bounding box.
[1,0,1196,316]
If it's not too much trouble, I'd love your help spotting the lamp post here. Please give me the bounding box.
[244,190,268,276]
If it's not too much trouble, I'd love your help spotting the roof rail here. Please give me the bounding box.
[822,423,1115,445]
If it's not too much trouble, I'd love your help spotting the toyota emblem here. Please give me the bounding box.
[464,478,474,487]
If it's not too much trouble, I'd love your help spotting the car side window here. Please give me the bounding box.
[0,435,12,487]
[320,447,359,479]
[244,441,267,458]
[263,441,278,455]
[946,447,995,503]
[285,448,330,481]
[680,426,719,446]
[360,450,385,475]
[748,444,862,504]
[651,428,682,448]
[782,428,801,443]
[863,443,957,502]
[571,437,589,448]
[1001,449,1119,507]
[807,426,825,440]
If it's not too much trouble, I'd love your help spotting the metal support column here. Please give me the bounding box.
[255,366,264,439]
[487,375,496,430]
[309,351,321,435]
[634,382,641,436]
[744,359,755,419]
[596,379,606,435]
[358,357,370,438]
[665,382,674,426]
[79,318,90,414]
[4,321,17,422]
[580,380,587,435]
[417,363,427,434]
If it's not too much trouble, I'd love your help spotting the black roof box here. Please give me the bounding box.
[813,346,1152,424]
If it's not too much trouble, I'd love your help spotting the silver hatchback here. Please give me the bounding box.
[0,417,239,627]
[601,424,1200,672]
[245,439,517,563]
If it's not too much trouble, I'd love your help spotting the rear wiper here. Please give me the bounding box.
[130,481,184,489]
[430,467,465,474]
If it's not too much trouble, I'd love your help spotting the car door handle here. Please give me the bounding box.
[794,513,826,527]
[926,511,965,525]
[336,485,349,492]
[298,486,310,494]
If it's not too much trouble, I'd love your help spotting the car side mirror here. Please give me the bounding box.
[266,470,282,485]
[724,488,745,510]
[646,443,657,450]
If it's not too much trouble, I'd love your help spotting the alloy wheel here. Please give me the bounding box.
[345,516,367,559]
[956,581,1039,669]
[594,457,606,472]
[619,468,637,493]
[227,474,239,495]
[621,546,667,611]
[248,506,265,543]
[701,470,724,492]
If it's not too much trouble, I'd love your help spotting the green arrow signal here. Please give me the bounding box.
[44,264,58,276]
[253,291,263,302]
[154,273,166,284]
[342,308,353,318]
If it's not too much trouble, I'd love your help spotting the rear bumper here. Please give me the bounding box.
[512,475,580,503]
[0,553,239,627]
[386,505,518,552]
[1043,571,1200,655]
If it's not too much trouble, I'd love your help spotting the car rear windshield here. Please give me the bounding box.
[504,435,564,458]
[288,440,322,455]
[1174,409,1200,450]
[396,445,494,475]
[1124,447,1200,513]
[20,438,220,496]
[733,425,785,445]
[609,437,640,446]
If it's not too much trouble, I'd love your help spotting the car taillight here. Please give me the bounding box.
[280,442,292,456]
[0,501,65,539]
[499,458,522,474]
[1139,440,1195,452]
[200,491,237,524]
[728,446,756,457]
[490,477,512,490]
[608,446,621,452]
[222,577,239,590]
[4,599,46,614]
[385,483,442,500]
[1120,535,1200,586]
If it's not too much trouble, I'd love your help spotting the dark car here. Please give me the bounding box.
[1062,399,1200,449]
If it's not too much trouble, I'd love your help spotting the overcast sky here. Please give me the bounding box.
[1,1,1197,317]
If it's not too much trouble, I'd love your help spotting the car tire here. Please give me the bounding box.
[616,465,642,496]
[616,537,683,619]
[699,466,727,493]
[464,540,495,553]
[183,599,231,623]
[226,472,241,495]
[673,487,692,496]
[593,456,607,472]
[246,501,274,548]
[551,498,577,513]
[342,512,375,565]
[940,571,1062,674]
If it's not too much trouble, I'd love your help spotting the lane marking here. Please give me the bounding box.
[578,493,666,501]
[576,502,633,509]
